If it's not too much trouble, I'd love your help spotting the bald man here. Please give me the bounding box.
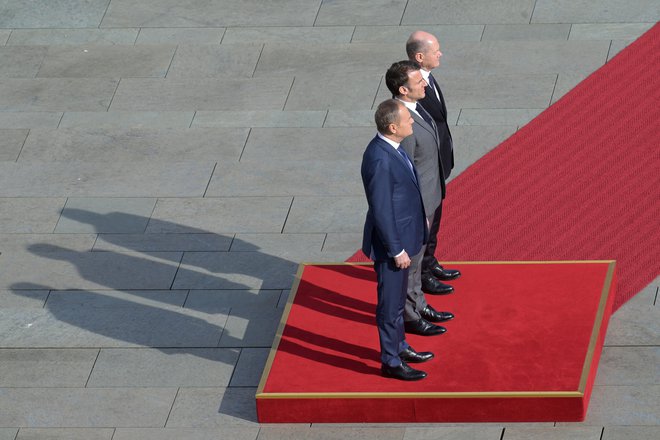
[406,31,461,294]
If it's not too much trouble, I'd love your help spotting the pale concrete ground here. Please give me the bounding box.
[0,0,658,439]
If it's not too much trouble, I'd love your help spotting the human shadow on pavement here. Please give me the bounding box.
[8,209,374,421]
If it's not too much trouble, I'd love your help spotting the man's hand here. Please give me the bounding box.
[394,251,411,269]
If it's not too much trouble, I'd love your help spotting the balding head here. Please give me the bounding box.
[406,31,442,71]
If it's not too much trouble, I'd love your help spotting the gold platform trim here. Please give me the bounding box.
[256,260,616,400]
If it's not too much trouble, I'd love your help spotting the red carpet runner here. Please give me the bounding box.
[349,24,660,311]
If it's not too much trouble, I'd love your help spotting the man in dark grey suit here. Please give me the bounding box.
[361,99,434,381]
[406,31,462,294]
[385,61,455,338]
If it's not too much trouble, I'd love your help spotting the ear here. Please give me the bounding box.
[415,52,424,64]
[398,85,409,97]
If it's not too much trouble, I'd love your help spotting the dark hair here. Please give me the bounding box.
[406,38,427,60]
[385,60,421,97]
[374,99,402,134]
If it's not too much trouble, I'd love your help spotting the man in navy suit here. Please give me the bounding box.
[361,99,434,381]
[406,31,462,294]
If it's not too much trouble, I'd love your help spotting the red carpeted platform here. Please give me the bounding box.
[348,24,660,311]
[257,261,616,423]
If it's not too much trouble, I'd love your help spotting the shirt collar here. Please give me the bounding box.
[377,132,400,149]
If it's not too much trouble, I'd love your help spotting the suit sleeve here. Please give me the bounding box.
[362,157,403,258]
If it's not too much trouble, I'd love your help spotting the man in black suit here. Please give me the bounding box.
[386,60,455,338]
[406,31,461,294]
[361,99,434,381]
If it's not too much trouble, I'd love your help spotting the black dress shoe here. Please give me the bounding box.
[404,318,447,336]
[421,275,454,294]
[429,264,461,281]
[381,362,427,381]
[399,346,434,363]
[420,305,454,323]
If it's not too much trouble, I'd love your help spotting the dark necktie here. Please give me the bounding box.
[416,103,434,127]
[397,147,416,181]
[427,74,439,95]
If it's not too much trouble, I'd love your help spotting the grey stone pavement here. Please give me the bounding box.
[0,1,658,439]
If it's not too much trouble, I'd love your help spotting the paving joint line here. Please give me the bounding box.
[349,25,357,43]
[321,109,329,127]
[202,162,218,197]
[282,76,296,110]
[84,348,102,387]
[312,0,323,27]
[280,197,295,234]
[133,27,142,45]
[371,75,384,109]
[164,45,178,78]
[529,0,538,24]
[98,0,112,28]
[14,129,29,163]
[479,24,486,41]
[219,27,227,44]
[163,387,180,428]
[251,43,265,78]
[399,0,410,26]
[548,73,559,107]
[237,127,251,162]
[167,251,185,290]
[106,77,122,111]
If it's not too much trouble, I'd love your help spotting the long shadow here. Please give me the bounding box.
[8,209,375,421]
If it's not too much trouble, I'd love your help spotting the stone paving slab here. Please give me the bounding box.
[192,110,326,128]
[254,43,401,77]
[0,30,10,45]
[601,426,660,440]
[0,387,176,427]
[608,40,635,61]
[532,0,660,23]
[0,162,214,197]
[482,24,571,41]
[59,111,194,129]
[258,427,406,440]
[0,290,48,308]
[0,300,228,348]
[0,78,119,111]
[15,428,114,440]
[222,26,353,44]
[0,0,110,28]
[148,197,292,234]
[101,0,319,27]
[0,46,47,78]
[402,0,535,24]
[206,161,362,197]
[436,40,610,76]
[185,289,281,312]
[0,112,62,129]
[449,126,519,178]
[551,72,589,104]
[597,347,660,386]
[240,127,374,162]
[0,198,65,233]
[560,385,660,426]
[569,23,655,40]
[136,28,225,45]
[605,302,659,346]
[87,348,239,387]
[502,427,602,439]
[284,74,382,111]
[165,387,257,427]
[172,252,298,290]
[283,196,366,233]
[37,45,175,78]
[7,29,139,45]
[0,233,95,252]
[315,0,407,26]
[457,108,543,126]
[19,127,247,162]
[167,44,263,78]
[93,233,233,252]
[403,426,504,439]
[109,77,292,111]
[218,307,282,347]
[352,25,485,43]
[230,233,325,254]
[0,128,28,161]
[323,233,362,253]
[55,197,156,233]
[112,428,260,440]
[0,250,181,290]
[46,290,188,308]
[229,347,270,387]
[0,348,97,387]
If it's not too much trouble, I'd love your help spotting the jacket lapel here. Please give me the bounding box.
[375,138,420,188]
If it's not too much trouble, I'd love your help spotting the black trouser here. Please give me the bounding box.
[421,201,442,276]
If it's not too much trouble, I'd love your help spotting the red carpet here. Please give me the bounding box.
[349,24,660,311]
[257,262,616,423]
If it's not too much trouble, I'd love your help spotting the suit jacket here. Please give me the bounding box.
[361,135,427,260]
[400,108,445,216]
[417,73,454,178]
